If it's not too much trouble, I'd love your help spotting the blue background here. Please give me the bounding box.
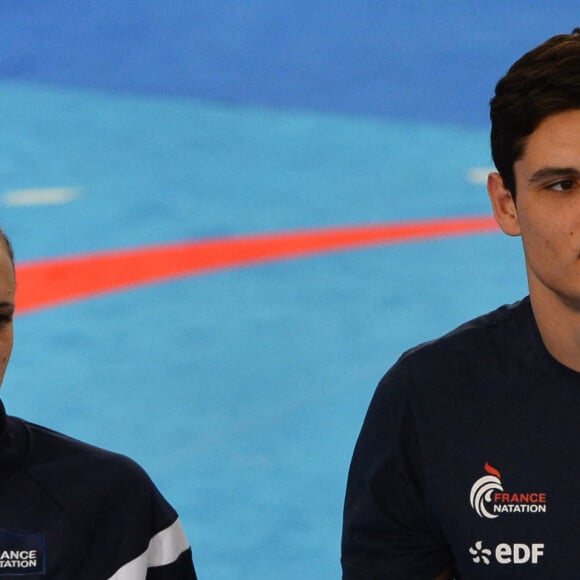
[0,3,574,578]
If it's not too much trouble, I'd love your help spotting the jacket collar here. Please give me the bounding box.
[0,400,28,477]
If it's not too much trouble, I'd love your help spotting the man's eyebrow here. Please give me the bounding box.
[0,302,15,311]
[528,167,580,184]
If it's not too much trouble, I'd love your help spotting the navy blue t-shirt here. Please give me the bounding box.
[342,297,580,578]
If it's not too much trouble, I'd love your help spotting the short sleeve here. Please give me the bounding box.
[341,359,453,579]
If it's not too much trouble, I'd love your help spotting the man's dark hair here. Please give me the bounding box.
[490,28,580,197]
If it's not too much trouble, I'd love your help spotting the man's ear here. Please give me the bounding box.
[487,172,521,236]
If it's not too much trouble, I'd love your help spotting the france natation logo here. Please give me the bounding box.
[469,463,547,518]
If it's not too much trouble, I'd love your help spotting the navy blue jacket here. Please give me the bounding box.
[0,401,197,578]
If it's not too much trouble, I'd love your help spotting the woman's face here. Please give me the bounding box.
[0,245,15,388]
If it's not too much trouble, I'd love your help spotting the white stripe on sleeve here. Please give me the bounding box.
[108,518,190,579]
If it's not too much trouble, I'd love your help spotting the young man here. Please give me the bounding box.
[0,230,197,578]
[342,29,580,579]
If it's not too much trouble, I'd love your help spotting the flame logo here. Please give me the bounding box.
[469,463,503,519]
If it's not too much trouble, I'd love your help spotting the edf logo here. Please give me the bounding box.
[496,543,544,564]
[469,541,544,565]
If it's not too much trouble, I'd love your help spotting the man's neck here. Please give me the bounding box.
[529,285,580,372]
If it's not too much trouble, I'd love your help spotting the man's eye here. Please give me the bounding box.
[549,179,577,191]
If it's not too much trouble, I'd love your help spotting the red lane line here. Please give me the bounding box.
[15,216,498,314]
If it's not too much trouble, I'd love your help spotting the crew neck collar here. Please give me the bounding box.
[526,297,580,378]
